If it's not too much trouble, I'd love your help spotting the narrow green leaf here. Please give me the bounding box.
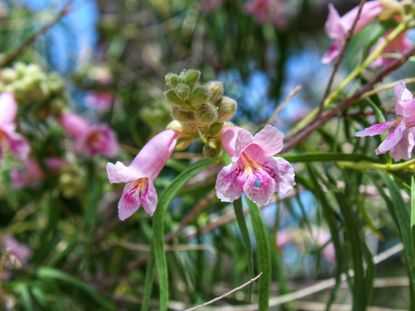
[282,152,379,164]
[140,249,155,311]
[152,158,215,311]
[411,175,415,248]
[247,198,271,311]
[233,198,254,301]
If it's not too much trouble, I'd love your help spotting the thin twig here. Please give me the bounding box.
[317,0,367,116]
[267,85,302,125]
[184,273,263,311]
[283,47,415,152]
[0,0,73,68]
[363,77,415,98]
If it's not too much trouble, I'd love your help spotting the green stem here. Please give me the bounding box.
[338,158,415,172]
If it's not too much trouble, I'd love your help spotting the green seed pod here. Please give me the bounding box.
[208,122,224,137]
[165,73,181,88]
[217,96,237,122]
[175,83,191,101]
[190,86,209,107]
[1,68,17,83]
[207,81,224,104]
[183,69,201,88]
[171,107,195,122]
[165,89,186,107]
[196,103,218,124]
[175,137,194,151]
[203,142,220,157]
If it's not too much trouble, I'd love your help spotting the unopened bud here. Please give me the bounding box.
[190,86,209,107]
[175,83,191,101]
[217,96,237,121]
[1,68,17,83]
[182,122,199,135]
[203,142,220,157]
[165,89,185,107]
[165,73,181,88]
[208,122,224,136]
[166,120,183,133]
[175,137,193,151]
[207,81,223,104]
[172,107,195,122]
[183,69,201,88]
[196,103,218,123]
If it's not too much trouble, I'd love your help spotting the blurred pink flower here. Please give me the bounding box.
[199,0,224,12]
[106,129,179,220]
[322,1,383,64]
[3,235,31,264]
[0,92,30,160]
[355,82,415,161]
[60,112,118,157]
[45,157,66,172]
[85,92,114,111]
[246,0,288,28]
[216,125,295,206]
[371,32,413,68]
[11,158,43,189]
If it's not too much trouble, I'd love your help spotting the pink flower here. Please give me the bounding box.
[371,32,413,68]
[106,129,179,220]
[199,0,224,12]
[355,82,415,161]
[3,235,31,264]
[11,158,43,189]
[246,0,288,28]
[323,1,383,64]
[85,92,114,111]
[60,112,118,157]
[216,125,295,206]
[0,92,30,160]
[45,157,66,172]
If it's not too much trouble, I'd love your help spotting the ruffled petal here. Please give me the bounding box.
[118,182,141,221]
[141,181,158,215]
[215,163,245,203]
[390,128,415,161]
[251,124,284,155]
[106,161,141,184]
[262,156,295,194]
[375,121,405,155]
[355,121,395,137]
[243,169,275,206]
[395,81,413,115]
[130,129,178,180]
[0,92,17,124]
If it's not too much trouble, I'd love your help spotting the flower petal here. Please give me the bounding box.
[0,93,17,124]
[130,129,178,180]
[141,181,158,215]
[251,124,284,155]
[59,112,91,139]
[243,169,275,206]
[262,156,295,194]
[322,41,343,64]
[106,161,141,184]
[355,121,395,137]
[325,4,346,39]
[395,81,414,115]
[1,125,30,159]
[215,163,245,203]
[375,121,405,155]
[390,128,415,161]
[118,182,141,221]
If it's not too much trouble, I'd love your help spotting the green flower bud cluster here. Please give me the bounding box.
[58,162,86,198]
[0,63,68,118]
[164,69,237,157]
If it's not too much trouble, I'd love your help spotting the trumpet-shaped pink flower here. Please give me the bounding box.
[371,32,413,68]
[85,92,114,111]
[60,112,118,157]
[355,82,415,160]
[106,129,179,220]
[216,125,295,206]
[0,92,30,160]
[11,158,44,189]
[323,1,383,64]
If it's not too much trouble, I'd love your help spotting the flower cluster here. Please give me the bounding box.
[107,70,296,220]
[323,0,412,66]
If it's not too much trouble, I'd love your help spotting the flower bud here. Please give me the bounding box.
[203,141,220,157]
[175,137,193,151]
[217,96,237,121]
[190,86,209,107]
[165,89,186,107]
[181,121,199,135]
[207,81,223,104]
[196,103,218,123]
[183,69,201,88]
[171,107,195,122]
[165,73,181,88]
[175,83,191,101]
[166,120,183,133]
[1,68,17,83]
[208,122,224,136]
